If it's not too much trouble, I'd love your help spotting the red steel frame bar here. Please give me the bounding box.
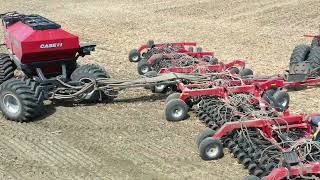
[211,114,311,139]
[304,35,320,38]
[264,162,320,180]
[176,79,286,101]
[137,42,197,53]
[175,73,320,99]
[158,59,246,74]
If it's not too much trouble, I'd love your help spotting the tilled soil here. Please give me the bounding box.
[1,0,320,179]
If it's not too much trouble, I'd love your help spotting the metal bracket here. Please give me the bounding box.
[287,74,308,82]
[36,68,47,81]
[289,62,311,74]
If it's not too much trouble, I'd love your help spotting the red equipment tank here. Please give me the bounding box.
[3,14,79,64]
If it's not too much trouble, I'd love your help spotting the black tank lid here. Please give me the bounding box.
[2,12,61,30]
[22,14,61,30]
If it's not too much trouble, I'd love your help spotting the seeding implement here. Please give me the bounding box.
[194,85,320,179]
[128,40,210,63]
[197,111,320,180]
[164,75,290,121]
[164,59,320,122]
[158,59,246,75]
[129,40,221,75]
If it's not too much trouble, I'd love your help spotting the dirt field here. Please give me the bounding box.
[1,0,320,179]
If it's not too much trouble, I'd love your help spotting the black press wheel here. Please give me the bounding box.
[128,49,141,62]
[70,64,111,102]
[0,78,44,122]
[195,127,216,148]
[165,99,189,121]
[165,93,181,104]
[199,137,224,160]
[196,47,203,52]
[239,68,253,77]
[0,53,16,84]
[137,59,152,75]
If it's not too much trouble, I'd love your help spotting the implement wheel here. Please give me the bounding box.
[129,49,141,62]
[195,127,216,148]
[240,68,253,77]
[262,89,276,104]
[229,67,240,74]
[165,99,188,121]
[272,90,290,111]
[0,78,44,122]
[165,93,181,104]
[199,137,224,160]
[137,59,152,75]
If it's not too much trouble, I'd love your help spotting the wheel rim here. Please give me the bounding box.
[172,106,183,118]
[205,144,219,158]
[3,94,21,115]
[280,98,288,108]
[132,55,139,62]
[141,65,150,74]
[155,84,166,91]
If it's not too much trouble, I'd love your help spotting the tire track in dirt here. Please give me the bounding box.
[218,0,307,23]
[0,165,24,180]
[88,103,207,177]
[0,122,106,179]
[15,124,99,166]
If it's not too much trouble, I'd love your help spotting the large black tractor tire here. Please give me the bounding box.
[311,36,320,47]
[306,46,320,69]
[0,78,44,122]
[289,44,310,64]
[70,64,111,103]
[137,59,152,75]
[0,53,16,84]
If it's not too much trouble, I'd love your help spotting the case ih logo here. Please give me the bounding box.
[40,43,63,49]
